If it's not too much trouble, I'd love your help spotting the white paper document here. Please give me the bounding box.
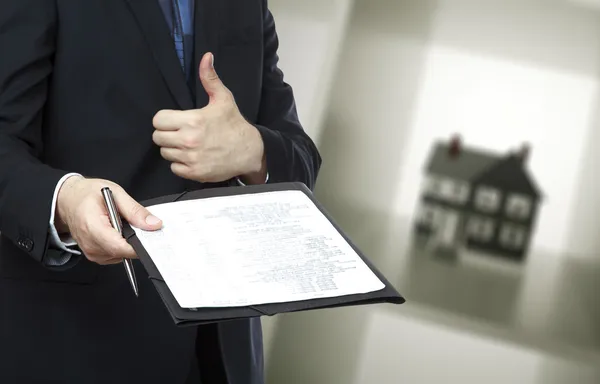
[132,190,385,309]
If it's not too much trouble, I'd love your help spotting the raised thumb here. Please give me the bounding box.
[199,52,228,102]
[112,189,162,230]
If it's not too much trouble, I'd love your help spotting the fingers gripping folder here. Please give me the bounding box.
[122,182,405,327]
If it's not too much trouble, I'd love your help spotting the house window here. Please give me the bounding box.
[425,176,470,204]
[444,180,469,204]
[466,216,495,242]
[505,194,531,220]
[423,176,442,197]
[474,185,501,213]
[418,203,438,229]
[499,224,527,250]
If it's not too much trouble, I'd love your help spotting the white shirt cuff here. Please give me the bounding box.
[236,172,269,186]
[48,173,82,258]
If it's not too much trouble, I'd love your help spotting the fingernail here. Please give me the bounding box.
[210,53,215,69]
[146,215,161,226]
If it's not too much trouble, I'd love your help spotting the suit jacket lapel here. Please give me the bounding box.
[194,0,221,108]
[124,0,195,110]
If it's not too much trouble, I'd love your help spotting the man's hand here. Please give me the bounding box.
[152,52,266,183]
[56,176,163,265]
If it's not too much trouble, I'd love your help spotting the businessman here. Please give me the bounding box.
[0,0,321,383]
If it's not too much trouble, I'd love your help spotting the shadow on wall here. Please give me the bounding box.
[267,1,442,383]
[315,0,442,246]
[425,0,600,78]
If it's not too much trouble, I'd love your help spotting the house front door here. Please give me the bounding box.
[438,208,460,249]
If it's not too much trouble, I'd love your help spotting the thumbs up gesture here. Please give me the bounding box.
[152,52,266,183]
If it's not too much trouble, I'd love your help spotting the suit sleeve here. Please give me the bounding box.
[254,0,322,190]
[0,0,71,264]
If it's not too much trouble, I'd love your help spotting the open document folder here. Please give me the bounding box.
[122,182,405,326]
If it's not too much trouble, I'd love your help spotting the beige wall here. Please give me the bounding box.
[355,308,600,384]
[261,0,355,364]
[266,0,600,382]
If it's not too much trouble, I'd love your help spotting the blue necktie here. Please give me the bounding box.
[158,0,195,82]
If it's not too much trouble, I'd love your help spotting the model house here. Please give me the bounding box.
[414,135,543,261]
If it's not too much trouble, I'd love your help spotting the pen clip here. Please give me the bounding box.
[101,187,123,235]
[101,186,139,297]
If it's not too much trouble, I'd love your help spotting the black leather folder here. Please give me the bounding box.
[122,182,405,327]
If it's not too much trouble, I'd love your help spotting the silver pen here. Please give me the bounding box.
[101,187,139,297]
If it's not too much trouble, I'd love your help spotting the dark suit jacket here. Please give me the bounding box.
[0,0,321,383]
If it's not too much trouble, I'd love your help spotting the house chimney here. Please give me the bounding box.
[518,142,530,163]
[448,134,462,158]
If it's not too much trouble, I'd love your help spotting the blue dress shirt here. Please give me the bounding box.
[157,0,195,82]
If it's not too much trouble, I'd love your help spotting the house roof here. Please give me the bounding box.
[425,139,543,198]
[425,141,500,181]
[472,154,543,198]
